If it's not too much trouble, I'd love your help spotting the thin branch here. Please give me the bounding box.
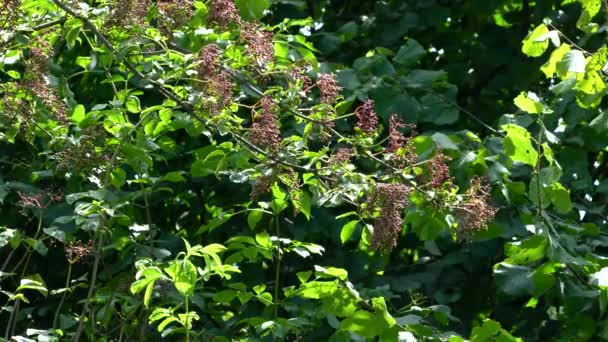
[547,23,591,55]
[604,0,608,27]
[434,93,503,136]
[0,18,65,50]
[70,91,156,342]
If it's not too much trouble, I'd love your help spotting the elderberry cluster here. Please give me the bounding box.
[249,97,281,152]
[366,183,412,251]
[355,99,379,133]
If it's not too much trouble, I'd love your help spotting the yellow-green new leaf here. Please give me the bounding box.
[522,24,549,57]
[541,44,570,78]
[576,0,601,32]
[502,124,538,166]
[514,92,543,114]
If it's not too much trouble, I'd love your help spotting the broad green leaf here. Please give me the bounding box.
[25,238,48,256]
[514,92,543,114]
[548,182,573,213]
[576,70,606,95]
[314,265,348,280]
[541,44,571,78]
[576,0,601,32]
[110,168,127,188]
[130,267,163,294]
[6,70,20,79]
[471,319,521,342]
[502,124,538,166]
[294,280,338,299]
[590,111,608,132]
[419,93,459,125]
[125,96,141,113]
[586,45,608,72]
[247,210,263,229]
[394,39,426,66]
[542,143,555,165]
[75,56,92,70]
[529,166,562,208]
[557,50,586,78]
[234,0,270,20]
[505,235,547,265]
[165,259,198,296]
[213,290,236,303]
[494,263,534,296]
[271,184,288,213]
[431,132,459,151]
[71,104,85,123]
[299,192,311,220]
[191,150,226,177]
[162,171,186,183]
[340,220,359,244]
[372,297,397,327]
[522,24,549,57]
[340,310,389,339]
[274,41,289,59]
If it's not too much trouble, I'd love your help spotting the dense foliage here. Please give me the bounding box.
[2,0,608,341]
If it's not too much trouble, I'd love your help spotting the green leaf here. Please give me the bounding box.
[110,168,127,188]
[521,24,549,57]
[234,0,270,20]
[557,50,586,78]
[586,45,607,72]
[502,124,538,166]
[541,44,571,78]
[419,93,459,125]
[314,265,348,280]
[294,280,338,299]
[299,192,311,220]
[340,310,389,339]
[548,182,573,213]
[162,171,186,183]
[125,96,141,113]
[17,274,48,297]
[247,210,264,229]
[271,184,288,213]
[394,39,426,66]
[471,319,521,342]
[130,267,163,293]
[505,235,547,265]
[75,56,92,70]
[6,70,20,79]
[340,220,359,244]
[72,104,86,123]
[590,111,608,132]
[513,92,543,115]
[274,41,289,59]
[372,297,396,327]
[577,0,601,32]
[191,150,226,177]
[494,263,534,297]
[165,259,198,296]
[431,132,459,151]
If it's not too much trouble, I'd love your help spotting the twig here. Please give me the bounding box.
[72,234,104,341]
[272,215,282,320]
[0,18,65,50]
[434,93,503,136]
[71,106,155,342]
[547,23,591,55]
